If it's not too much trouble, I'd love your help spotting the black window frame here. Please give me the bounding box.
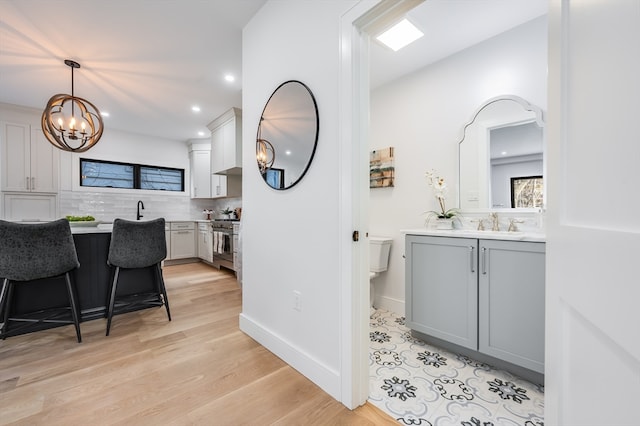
[80,158,185,192]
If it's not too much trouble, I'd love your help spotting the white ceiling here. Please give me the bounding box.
[0,0,547,143]
[0,0,267,142]
[369,0,548,89]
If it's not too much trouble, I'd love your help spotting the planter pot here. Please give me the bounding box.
[435,218,454,230]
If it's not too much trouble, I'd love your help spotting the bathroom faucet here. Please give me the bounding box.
[489,212,499,231]
[137,200,145,220]
[508,218,524,232]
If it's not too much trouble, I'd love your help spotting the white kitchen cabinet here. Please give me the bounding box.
[478,239,545,373]
[165,223,171,260]
[208,107,242,175]
[169,221,195,259]
[232,222,240,274]
[210,174,241,199]
[405,234,545,375]
[3,192,57,221]
[1,121,59,193]
[189,148,211,199]
[197,222,213,263]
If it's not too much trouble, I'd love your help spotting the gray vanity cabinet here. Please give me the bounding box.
[406,234,546,375]
[405,235,478,350]
[478,239,545,373]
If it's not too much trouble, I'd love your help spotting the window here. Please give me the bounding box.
[81,159,184,192]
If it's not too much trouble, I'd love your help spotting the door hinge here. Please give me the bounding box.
[352,230,359,242]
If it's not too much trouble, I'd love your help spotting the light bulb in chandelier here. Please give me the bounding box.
[256,138,275,173]
[256,116,275,173]
[41,59,104,153]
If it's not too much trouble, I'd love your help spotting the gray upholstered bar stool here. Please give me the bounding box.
[105,218,171,336]
[0,219,82,342]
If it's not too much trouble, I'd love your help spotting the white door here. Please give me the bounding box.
[546,1,640,424]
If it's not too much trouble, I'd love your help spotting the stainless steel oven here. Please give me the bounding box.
[211,220,234,271]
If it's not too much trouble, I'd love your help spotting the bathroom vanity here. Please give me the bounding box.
[403,229,545,382]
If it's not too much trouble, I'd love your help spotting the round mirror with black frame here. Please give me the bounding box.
[256,80,319,190]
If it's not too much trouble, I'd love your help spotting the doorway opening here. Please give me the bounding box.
[351,0,548,421]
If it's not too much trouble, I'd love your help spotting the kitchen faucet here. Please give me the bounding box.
[137,200,144,220]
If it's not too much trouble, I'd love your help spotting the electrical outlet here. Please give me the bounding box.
[293,290,302,312]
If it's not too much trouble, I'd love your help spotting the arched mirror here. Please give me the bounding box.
[256,80,319,190]
[458,95,545,210]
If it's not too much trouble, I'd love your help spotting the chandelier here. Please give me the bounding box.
[256,117,275,173]
[41,59,104,152]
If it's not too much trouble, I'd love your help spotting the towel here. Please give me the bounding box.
[213,231,219,254]
[218,232,225,254]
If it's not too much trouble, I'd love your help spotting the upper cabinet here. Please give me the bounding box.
[208,107,242,175]
[189,142,211,199]
[1,121,59,193]
[211,174,241,199]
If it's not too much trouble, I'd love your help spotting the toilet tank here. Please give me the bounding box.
[370,236,392,272]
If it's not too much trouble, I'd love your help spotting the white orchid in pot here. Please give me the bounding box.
[424,169,460,229]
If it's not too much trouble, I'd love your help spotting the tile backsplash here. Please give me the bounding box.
[59,190,241,223]
[453,209,545,233]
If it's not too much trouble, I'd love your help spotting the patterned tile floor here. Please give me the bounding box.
[368,309,544,426]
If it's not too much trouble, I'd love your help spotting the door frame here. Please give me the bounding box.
[338,0,425,408]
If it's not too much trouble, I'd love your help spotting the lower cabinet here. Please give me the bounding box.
[197,222,213,263]
[405,236,478,350]
[169,222,196,259]
[478,239,545,373]
[165,223,171,260]
[405,234,545,374]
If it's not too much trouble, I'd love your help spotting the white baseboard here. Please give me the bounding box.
[374,295,405,317]
[239,313,341,401]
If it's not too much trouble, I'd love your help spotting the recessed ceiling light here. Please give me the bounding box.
[224,74,235,83]
[501,151,508,156]
[191,105,201,113]
[285,150,292,155]
[376,18,424,52]
[100,111,110,117]
[197,131,205,137]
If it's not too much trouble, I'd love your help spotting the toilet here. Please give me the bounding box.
[370,236,392,313]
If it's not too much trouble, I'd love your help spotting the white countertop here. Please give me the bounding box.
[70,223,113,234]
[70,219,241,234]
[401,228,546,242]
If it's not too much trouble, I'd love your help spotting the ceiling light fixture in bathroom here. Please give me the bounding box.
[376,18,424,51]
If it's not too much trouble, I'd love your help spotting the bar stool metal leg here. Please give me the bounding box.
[64,272,82,343]
[0,278,9,339]
[155,264,171,321]
[105,266,121,336]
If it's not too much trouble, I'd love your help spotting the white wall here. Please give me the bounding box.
[240,0,358,401]
[369,16,548,314]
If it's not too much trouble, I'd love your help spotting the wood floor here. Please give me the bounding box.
[0,262,396,425]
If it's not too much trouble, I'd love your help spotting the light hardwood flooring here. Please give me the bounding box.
[0,262,395,425]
